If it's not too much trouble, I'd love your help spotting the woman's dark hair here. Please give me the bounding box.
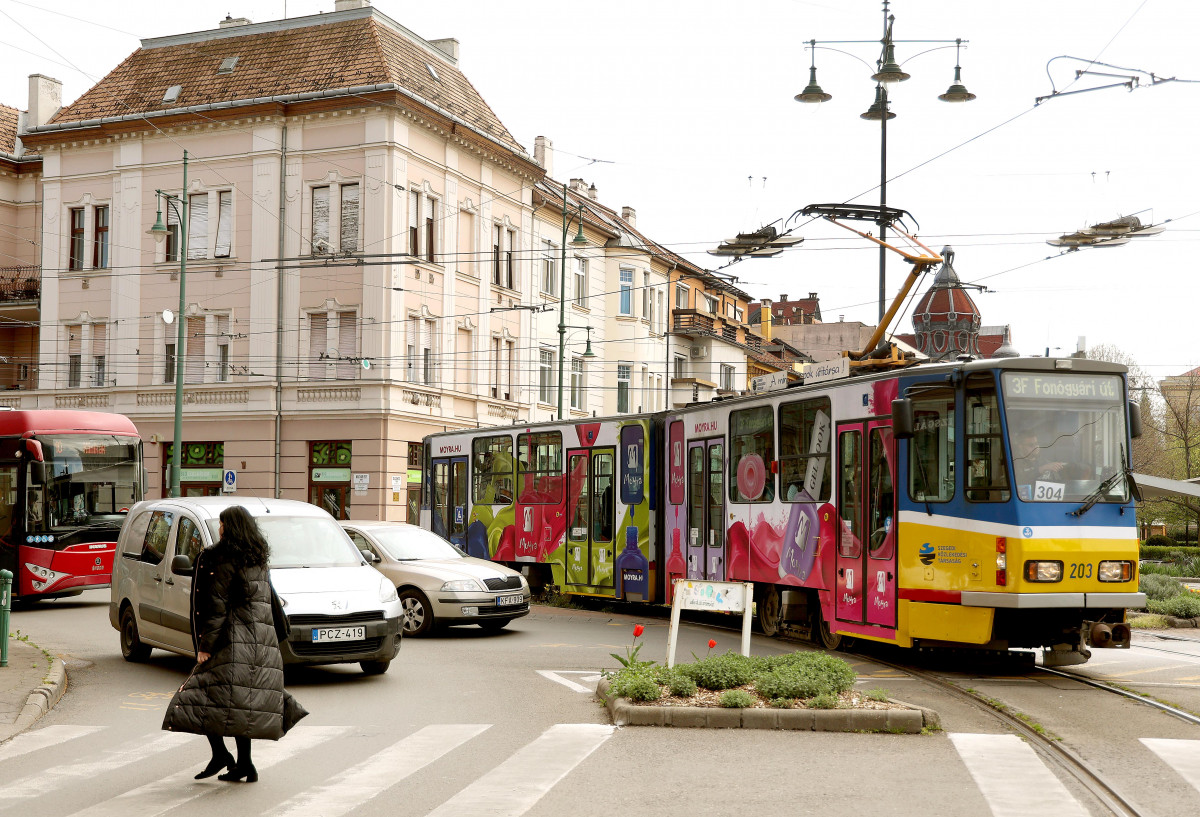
[218,505,270,568]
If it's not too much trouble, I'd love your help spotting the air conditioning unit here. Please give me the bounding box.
[690,345,708,359]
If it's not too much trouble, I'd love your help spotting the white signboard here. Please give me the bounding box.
[803,357,850,385]
[352,473,370,495]
[665,580,754,668]
[749,370,789,394]
[222,470,236,494]
[391,475,405,492]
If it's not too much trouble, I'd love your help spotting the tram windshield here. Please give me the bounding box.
[30,434,141,530]
[1001,373,1128,504]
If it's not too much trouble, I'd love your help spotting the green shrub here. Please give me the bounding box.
[1141,544,1200,561]
[866,688,890,702]
[616,674,663,702]
[1145,534,1177,549]
[754,667,825,700]
[678,652,758,690]
[719,689,757,708]
[1148,593,1200,619]
[667,673,698,698]
[768,697,796,708]
[1130,613,1170,629]
[753,653,857,701]
[1141,573,1185,602]
[809,693,840,709]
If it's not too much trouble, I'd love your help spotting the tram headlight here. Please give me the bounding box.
[1098,561,1133,582]
[1024,560,1063,582]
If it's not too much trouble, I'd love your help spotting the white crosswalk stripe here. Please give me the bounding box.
[0,725,103,764]
[1142,738,1200,794]
[425,723,615,817]
[64,725,349,817]
[266,724,490,817]
[949,733,1090,817]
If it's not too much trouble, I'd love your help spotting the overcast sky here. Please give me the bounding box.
[2,0,1196,379]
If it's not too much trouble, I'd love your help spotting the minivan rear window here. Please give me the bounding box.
[204,516,362,568]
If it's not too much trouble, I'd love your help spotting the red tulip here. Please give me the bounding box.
[708,639,717,649]
[633,624,644,638]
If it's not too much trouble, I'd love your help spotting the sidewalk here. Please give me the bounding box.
[0,637,67,744]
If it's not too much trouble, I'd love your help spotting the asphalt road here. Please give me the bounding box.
[6,590,1200,817]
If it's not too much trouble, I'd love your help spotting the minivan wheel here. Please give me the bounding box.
[399,589,433,636]
[120,606,152,662]
[360,659,390,675]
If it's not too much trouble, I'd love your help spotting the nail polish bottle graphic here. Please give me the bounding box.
[616,526,649,600]
[780,506,816,582]
[666,528,686,584]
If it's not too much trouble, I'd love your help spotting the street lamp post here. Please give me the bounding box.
[797,1,974,322]
[556,183,588,420]
[147,150,188,498]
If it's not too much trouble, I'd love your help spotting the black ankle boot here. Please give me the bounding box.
[195,751,235,780]
[218,763,258,783]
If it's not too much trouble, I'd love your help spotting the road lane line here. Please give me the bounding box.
[424,723,614,817]
[0,732,191,806]
[64,725,348,817]
[0,726,103,763]
[266,724,491,817]
[949,733,1089,817]
[1142,738,1200,793]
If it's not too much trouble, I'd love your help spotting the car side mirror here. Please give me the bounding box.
[363,550,380,564]
[1128,400,1142,439]
[171,554,193,575]
[892,398,914,440]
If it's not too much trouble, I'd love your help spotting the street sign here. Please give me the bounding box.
[352,473,369,496]
[665,580,753,668]
[749,370,789,393]
[222,469,236,494]
[802,357,850,384]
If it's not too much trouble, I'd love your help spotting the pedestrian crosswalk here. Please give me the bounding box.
[3,722,1200,816]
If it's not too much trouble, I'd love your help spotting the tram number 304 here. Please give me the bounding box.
[1069,563,1094,579]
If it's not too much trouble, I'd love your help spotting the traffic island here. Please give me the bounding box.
[0,637,67,744]
[597,679,937,733]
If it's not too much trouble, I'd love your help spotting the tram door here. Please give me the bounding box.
[564,448,616,587]
[687,439,725,581]
[835,421,898,628]
[431,456,469,548]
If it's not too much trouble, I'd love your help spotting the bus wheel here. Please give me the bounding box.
[756,585,781,637]
[120,606,152,662]
[814,605,842,651]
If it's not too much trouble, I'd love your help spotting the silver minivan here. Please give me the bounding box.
[110,497,403,674]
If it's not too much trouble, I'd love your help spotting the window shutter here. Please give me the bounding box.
[312,187,330,253]
[67,325,82,356]
[214,191,232,258]
[310,313,328,380]
[187,194,208,260]
[406,316,418,381]
[339,184,359,253]
[92,323,107,356]
[185,316,204,383]
[336,310,356,379]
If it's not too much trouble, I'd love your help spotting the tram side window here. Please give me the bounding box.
[965,373,1011,502]
[517,431,562,504]
[779,397,832,502]
[472,435,514,505]
[909,388,955,502]
[729,406,775,503]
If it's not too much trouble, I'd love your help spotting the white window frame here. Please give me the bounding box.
[675,283,689,310]
[313,183,360,255]
[570,357,585,411]
[538,348,554,404]
[617,363,631,413]
[619,269,634,316]
[541,239,559,296]
[573,257,588,308]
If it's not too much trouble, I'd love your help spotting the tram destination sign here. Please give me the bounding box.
[1004,373,1120,402]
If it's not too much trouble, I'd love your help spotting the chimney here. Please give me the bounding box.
[569,178,588,194]
[334,0,370,10]
[533,136,553,177]
[219,14,251,27]
[27,74,62,128]
[588,183,598,201]
[430,38,459,63]
[621,206,636,228]
[808,292,817,299]
[780,294,788,302]
[759,299,773,342]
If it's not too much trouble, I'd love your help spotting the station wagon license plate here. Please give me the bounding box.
[496,594,523,606]
[311,626,366,643]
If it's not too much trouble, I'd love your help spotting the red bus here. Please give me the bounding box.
[0,410,143,601]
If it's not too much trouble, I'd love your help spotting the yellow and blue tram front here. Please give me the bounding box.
[894,359,1144,666]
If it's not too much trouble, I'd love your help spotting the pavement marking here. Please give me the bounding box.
[536,670,602,693]
[949,733,1089,817]
[118,691,174,712]
[1142,738,1200,794]
[266,723,490,817]
[0,732,191,805]
[424,723,614,817]
[0,726,103,763]
[64,725,348,817]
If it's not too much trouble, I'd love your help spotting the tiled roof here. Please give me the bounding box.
[46,11,523,155]
[0,105,18,155]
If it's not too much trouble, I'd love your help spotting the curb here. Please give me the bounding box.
[1,658,67,743]
[597,680,935,733]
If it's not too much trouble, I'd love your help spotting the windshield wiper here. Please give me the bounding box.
[1070,444,1134,518]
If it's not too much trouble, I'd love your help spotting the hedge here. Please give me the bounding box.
[1141,545,1200,561]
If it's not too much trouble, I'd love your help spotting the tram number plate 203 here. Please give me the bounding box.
[312,626,366,643]
[1069,563,1094,580]
[1034,481,1065,501]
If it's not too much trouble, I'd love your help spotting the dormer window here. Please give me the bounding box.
[163,85,182,104]
[218,56,239,74]
[425,63,440,81]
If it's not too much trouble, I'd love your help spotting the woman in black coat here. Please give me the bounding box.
[162,505,307,782]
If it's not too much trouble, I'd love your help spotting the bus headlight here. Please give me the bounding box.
[24,562,67,592]
[1098,561,1133,582]
[1024,561,1063,582]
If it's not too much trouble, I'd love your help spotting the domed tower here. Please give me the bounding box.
[911,246,981,360]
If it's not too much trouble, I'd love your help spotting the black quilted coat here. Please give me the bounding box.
[162,539,307,739]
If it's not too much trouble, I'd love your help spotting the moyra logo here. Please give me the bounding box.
[626,444,639,469]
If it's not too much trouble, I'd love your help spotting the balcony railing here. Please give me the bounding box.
[0,267,39,303]
[673,310,715,336]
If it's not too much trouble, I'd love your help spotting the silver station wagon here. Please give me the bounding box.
[340,521,530,636]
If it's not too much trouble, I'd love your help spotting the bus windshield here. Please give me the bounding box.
[1001,373,1128,504]
[31,434,141,529]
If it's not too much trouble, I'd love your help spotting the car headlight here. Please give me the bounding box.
[519,574,530,592]
[379,576,398,603]
[441,579,484,592]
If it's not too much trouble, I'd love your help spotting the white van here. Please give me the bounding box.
[110,497,402,674]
